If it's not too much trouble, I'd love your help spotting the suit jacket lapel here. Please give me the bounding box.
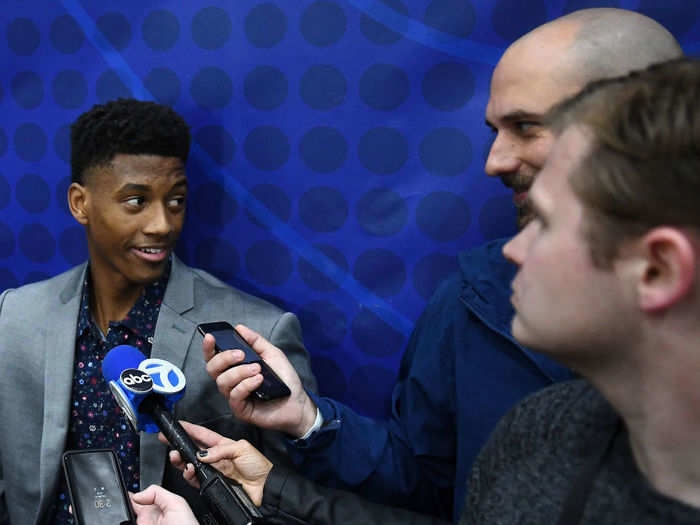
[140,256,198,488]
[36,264,85,523]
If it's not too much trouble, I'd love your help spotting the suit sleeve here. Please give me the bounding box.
[260,464,450,525]
[285,278,459,519]
[268,311,318,394]
[0,289,9,525]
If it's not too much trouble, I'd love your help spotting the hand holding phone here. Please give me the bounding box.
[197,321,291,401]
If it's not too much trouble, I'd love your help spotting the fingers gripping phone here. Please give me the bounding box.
[62,449,135,525]
[197,321,291,401]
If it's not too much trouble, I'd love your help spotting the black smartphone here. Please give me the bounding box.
[62,449,135,525]
[197,321,291,401]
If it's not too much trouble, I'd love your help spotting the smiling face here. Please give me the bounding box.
[69,153,188,295]
[485,24,585,229]
[502,127,630,365]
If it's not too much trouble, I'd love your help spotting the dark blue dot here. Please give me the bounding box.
[491,0,547,42]
[0,268,18,292]
[17,173,50,213]
[96,70,132,103]
[638,1,700,39]
[420,127,471,176]
[11,71,44,109]
[301,1,346,47]
[194,125,235,166]
[24,271,51,285]
[190,67,233,109]
[192,182,237,227]
[245,240,293,286]
[359,63,409,111]
[353,248,406,298]
[300,65,347,110]
[351,308,405,357]
[0,129,7,157]
[192,6,232,50]
[356,188,408,237]
[424,0,476,37]
[55,175,71,215]
[360,0,407,45]
[422,62,475,111]
[52,70,87,109]
[298,187,348,232]
[348,364,396,417]
[311,356,347,400]
[358,127,408,175]
[299,126,347,173]
[50,15,84,54]
[479,194,517,240]
[298,243,348,291]
[142,9,180,51]
[7,18,40,56]
[416,192,470,241]
[244,126,290,171]
[14,123,47,162]
[412,252,458,300]
[246,184,291,228]
[59,226,87,265]
[298,300,348,349]
[244,66,288,110]
[144,68,181,106]
[0,175,9,210]
[97,12,133,51]
[245,3,287,48]
[54,126,71,164]
[19,223,55,263]
[194,237,240,283]
[0,222,15,259]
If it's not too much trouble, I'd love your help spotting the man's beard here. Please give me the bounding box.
[515,197,534,230]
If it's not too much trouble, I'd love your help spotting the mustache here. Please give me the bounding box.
[500,173,533,192]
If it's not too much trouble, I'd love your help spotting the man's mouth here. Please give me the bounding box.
[513,190,528,205]
[132,246,169,262]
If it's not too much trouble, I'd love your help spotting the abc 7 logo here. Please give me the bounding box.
[120,368,153,392]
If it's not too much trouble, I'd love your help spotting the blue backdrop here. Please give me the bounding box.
[2,0,699,418]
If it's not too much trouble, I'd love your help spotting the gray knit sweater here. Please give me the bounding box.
[461,379,700,524]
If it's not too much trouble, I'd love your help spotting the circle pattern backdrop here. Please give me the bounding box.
[2,1,699,417]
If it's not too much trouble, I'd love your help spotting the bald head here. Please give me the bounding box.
[486,8,682,229]
[543,8,682,83]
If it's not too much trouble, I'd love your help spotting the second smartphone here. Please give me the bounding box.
[197,321,291,401]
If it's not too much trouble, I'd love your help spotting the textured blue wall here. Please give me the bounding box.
[1,0,699,418]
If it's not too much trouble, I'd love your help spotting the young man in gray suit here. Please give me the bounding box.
[0,98,316,524]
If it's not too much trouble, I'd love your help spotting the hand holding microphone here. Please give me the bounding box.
[102,345,263,525]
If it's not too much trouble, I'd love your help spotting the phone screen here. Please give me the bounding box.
[198,321,260,363]
[62,449,134,525]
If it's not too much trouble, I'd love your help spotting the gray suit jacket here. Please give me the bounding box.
[0,256,317,524]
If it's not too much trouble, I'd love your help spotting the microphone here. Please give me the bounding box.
[102,345,263,525]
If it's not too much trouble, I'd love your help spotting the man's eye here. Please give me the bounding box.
[515,121,538,134]
[168,196,186,207]
[125,196,145,206]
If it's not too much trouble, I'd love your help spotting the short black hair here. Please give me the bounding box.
[70,98,191,184]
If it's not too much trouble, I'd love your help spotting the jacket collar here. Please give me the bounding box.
[458,237,572,382]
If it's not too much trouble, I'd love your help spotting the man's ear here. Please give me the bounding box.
[68,182,89,225]
[636,227,696,313]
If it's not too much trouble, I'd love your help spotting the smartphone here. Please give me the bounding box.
[62,449,135,525]
[197,321,291,401]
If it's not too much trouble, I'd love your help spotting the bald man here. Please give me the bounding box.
[201,8,682,522]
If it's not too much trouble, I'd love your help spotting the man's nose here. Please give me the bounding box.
[143,204,173,236]
[502,220,536,265]
[485,133,520,177]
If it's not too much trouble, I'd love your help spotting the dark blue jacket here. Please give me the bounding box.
[287,239,573,521]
